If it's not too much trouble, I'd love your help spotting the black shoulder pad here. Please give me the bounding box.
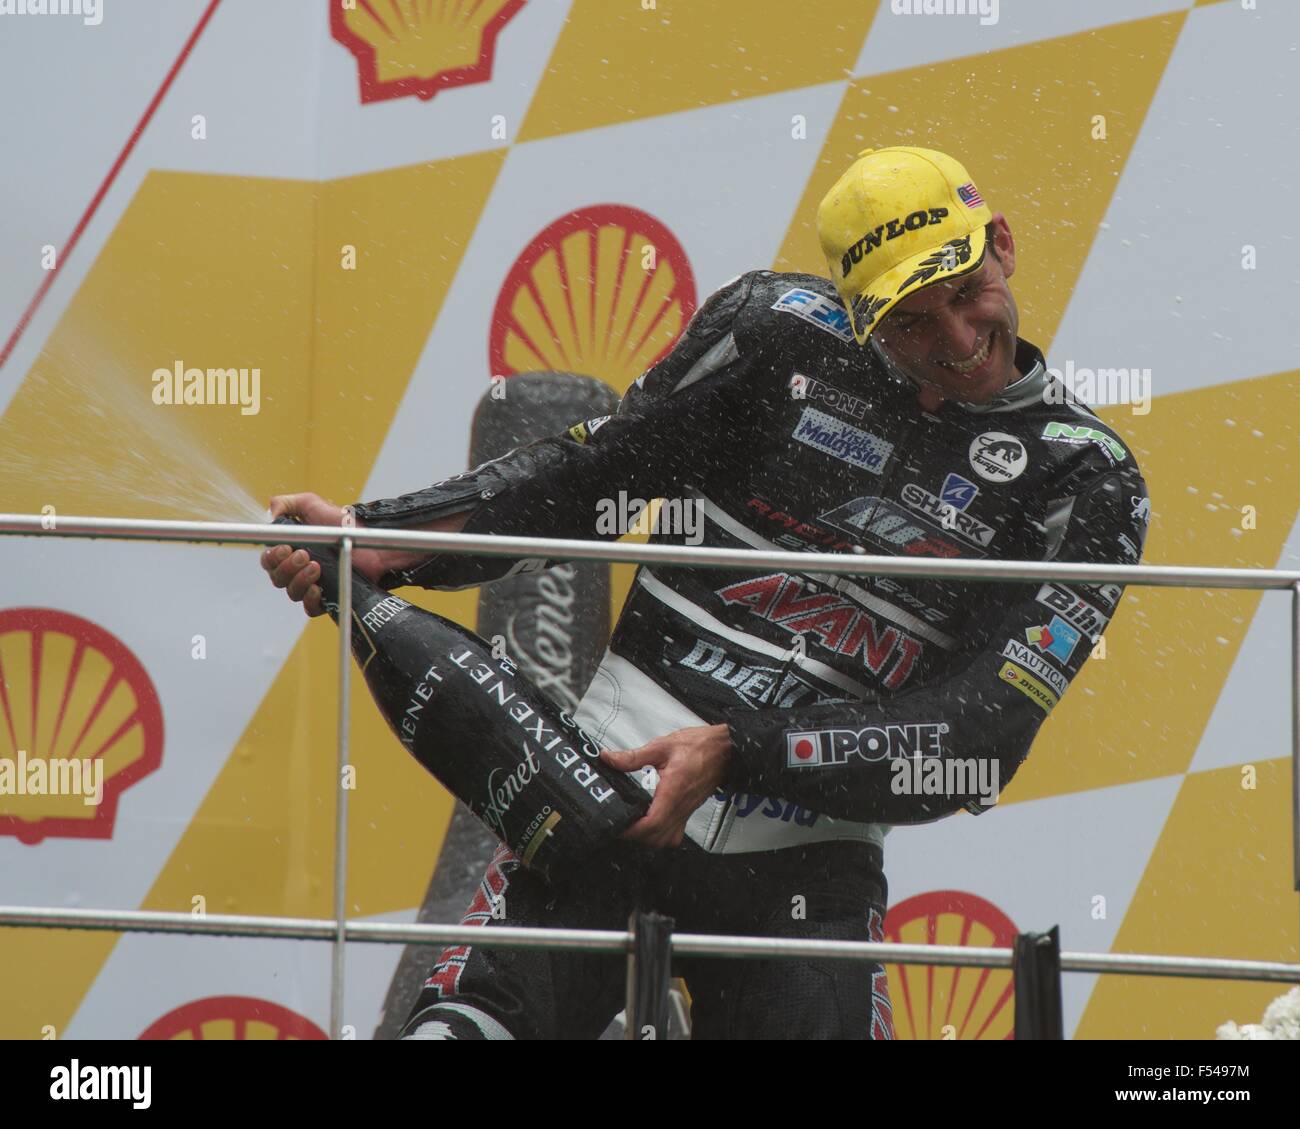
[626,272,764,402]
[744,271,858,351]
[684,270,763,341]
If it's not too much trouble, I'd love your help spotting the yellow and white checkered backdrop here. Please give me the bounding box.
[0,0,1295,1040]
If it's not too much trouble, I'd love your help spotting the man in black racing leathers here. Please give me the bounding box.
[263,146,1149,1039]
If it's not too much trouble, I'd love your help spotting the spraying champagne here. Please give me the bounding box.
[271,516,650,876]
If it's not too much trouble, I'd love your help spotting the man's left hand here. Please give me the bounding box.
[600,724,733,849]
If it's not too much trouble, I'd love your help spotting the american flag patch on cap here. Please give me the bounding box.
[957,182,984,208]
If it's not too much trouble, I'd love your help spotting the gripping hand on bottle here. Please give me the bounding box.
[261,493,378,617]
[261,492,466,617]
[600,724,733,849]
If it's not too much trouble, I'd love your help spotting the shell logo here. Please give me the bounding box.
[140,997,328,1040]
[0,608,164,846]
[330,0,525,105]
[883,890,1019,1040]
[489,205,697,393]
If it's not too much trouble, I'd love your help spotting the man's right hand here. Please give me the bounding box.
[261,493,381,618]
[261,492,468,618]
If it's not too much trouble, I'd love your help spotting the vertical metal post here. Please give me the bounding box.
[1292,583,1299,892]
[1012,925,1064,1040]
[625,911,674,1040]
[331,536,354,1039]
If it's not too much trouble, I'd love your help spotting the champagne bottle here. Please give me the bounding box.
[272,517,651,875]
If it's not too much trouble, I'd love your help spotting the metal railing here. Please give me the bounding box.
[2,513,1298,1039]
[3,904,1298,984]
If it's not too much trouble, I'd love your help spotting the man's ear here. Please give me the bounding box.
[989,214,1016,279]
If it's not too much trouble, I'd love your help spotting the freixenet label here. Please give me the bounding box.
[504,563,582,712]
[302,523,649,876]
[482,747,543,842]
[448,648,617,808]
[397,662,445,751]
[361,595,409,634]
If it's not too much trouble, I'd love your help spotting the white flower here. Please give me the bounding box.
[1216,987,1300,1039]
[1260,987,1300,1040]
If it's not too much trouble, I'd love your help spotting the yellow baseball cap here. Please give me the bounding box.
[817,146,994,343]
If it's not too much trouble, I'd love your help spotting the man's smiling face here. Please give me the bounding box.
[871,215,1020,412]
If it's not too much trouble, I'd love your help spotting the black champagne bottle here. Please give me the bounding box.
[273,517,650,875]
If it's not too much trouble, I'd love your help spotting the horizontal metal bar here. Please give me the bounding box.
[3,905,1298,983]
[0,905,625,952]
[1057,950,1300,983]
[669,937,1300,984]
[672,932,1012,969]
[1,513,1295,590]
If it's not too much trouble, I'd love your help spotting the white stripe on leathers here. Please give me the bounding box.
[575,650,888,854]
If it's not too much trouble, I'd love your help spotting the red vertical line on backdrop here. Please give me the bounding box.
[46,636,87,762]
[0,0,225,373]
[626,262,679,370]
[90,705,146,777]
[30,625,43,758]
[553,229,581,367]
[924,907,940,1038]
[889,925,920,1039]
[973,979,1015,1041]
[357,0,395,40]
[587,219,598,366]
[623,235,664,370]
[952,916,986,1039]
[0,641,19,755]
[601,227,634,372]
[519,272,564,372]
[64,669,121,771]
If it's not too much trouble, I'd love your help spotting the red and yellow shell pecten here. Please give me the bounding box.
[0,608,163,845]
[490,204,697,393]
[140,997,328,1040]
[883,890,1020,1040]
[331,0,526,103]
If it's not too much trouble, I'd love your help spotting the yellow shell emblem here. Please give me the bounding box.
[490,205,697,394]
[331,0,526,104]
[140,996,328,1040]
[0,608,163,845]
[883,891,1019,1040]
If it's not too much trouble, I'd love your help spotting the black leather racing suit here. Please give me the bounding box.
[352,270,1150,1039]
